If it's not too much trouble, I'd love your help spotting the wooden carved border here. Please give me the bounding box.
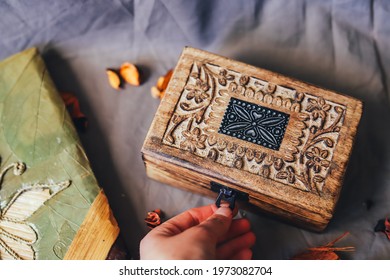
[162,63,346,195]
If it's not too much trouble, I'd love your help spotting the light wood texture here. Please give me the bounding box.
[142,47,363,231]
[64,190,120,259]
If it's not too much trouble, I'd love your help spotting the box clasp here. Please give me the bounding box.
[210,181,249,210]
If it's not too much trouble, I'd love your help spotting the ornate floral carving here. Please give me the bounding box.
[185,78,210,104]
[306,97,331,120]
[305,147,330,173]
[163,62,346,195]
[180,127,207,152]
[218,69,234,86]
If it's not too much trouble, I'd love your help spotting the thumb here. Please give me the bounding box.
[194,205,233,242]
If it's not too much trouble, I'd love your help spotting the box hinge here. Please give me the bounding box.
[210,181,249,210]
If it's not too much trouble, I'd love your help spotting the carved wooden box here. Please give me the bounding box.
[142,47,362,231]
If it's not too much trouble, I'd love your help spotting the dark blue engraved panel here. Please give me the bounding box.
[219,98,289,150]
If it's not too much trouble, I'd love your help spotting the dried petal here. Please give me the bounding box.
[145,209,163,229]
[151,86,163,99]
[291,251,340,260]
[156,76,166,90]
[291,232,354,260]
[374,218,390,240]
[120,62,140,86]
[157,69,173,91]
[106,69,121,90]
[61,92,88,132]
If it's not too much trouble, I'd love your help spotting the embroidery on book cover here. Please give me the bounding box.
[0,158,70,260]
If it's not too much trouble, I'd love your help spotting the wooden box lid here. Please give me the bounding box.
[142,47,362,231]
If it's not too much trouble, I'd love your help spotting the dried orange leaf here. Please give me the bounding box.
[120,62,140,86]
[291,232,354,260]
[375,217,390,240]
[60,92,88,132]
[106,69,121,90]
[292,250,340,260]
[386,218,390,240]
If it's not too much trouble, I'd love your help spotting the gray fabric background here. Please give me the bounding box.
[1,0,390,259]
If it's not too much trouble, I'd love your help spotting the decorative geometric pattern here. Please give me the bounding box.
[219,98,290,150]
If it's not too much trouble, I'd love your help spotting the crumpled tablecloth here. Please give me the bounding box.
[1,0,389,259]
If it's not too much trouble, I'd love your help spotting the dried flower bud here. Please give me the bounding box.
[150,69,173,100]
[120,62,140,86]
[145,209,163,229]
[151,86,163,99]
[106,69,121,90]
[157,69,173,91]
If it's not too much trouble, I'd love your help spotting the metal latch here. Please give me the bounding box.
[210,181,249,210]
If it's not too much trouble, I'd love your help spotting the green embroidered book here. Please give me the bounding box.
[0,48,119,260]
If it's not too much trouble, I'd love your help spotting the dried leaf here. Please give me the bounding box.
[374,217,390,240]
[291,232,354,260]
[60,92,88,132]
[119,62,140,86]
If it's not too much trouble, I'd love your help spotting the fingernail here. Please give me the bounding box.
[215,206,232,218]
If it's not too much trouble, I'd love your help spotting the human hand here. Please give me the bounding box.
[140,204,256,260]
